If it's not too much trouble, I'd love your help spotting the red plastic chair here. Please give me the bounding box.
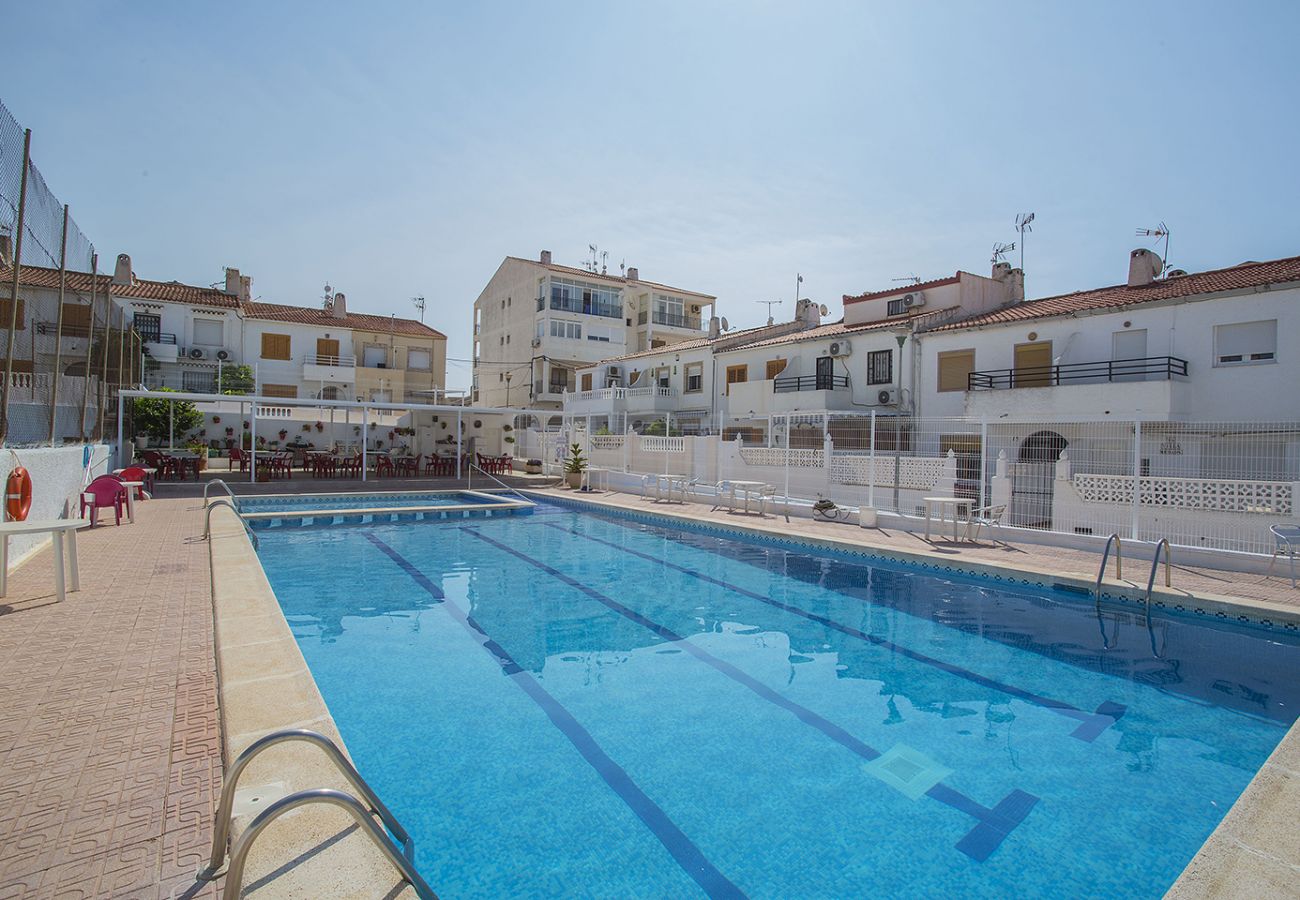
[229,448,248,472]
[80,476,128,526]
[374,456,395,477]
[117,465,152,499]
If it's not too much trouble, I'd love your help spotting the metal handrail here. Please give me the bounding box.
[967,355,1189,390]
[1094,534,1124,650]
[204,729,418,879]
[773,374,850,393]
[204,498,258,549]
[219,788,436,900]
[468,462,539,501]
[1143,538,1173,659]
[203,478,235,502]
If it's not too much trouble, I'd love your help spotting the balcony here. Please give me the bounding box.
[543,297,622,319]
[964,357,1190,421]
[303,353,357,384]
[967,356,1188,390]
[564,386,677,416]
[637,310,702,330]
[774,374,850,393]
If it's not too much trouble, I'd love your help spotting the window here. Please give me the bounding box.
[407,348,431,371]
[586,325,613,342]
[550,320,581,340]
[1215,320,1277,366]
[193,318,223,346]
[548,277,622,318]
[363,345,388,367]
[0,297,24,330]
[867,349,892,384]
[765,359,787,380]
[182,370,216,392]
[581,373,593,391]
[262,384,298,398]
[63,302,92,334]
[887,298,907,316]
[260,332,291,360]
[655,367,670,389]
[548,368,570,391]
[321,386,339,400]
[685,362,703,393]
[725,364,748,395]
[133,312,161,342]
[937,349,975,392]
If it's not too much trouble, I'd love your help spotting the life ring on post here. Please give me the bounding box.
[5,467,32,522]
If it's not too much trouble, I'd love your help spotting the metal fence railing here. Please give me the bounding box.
[0,98,141,446]
[529,410,1300,557]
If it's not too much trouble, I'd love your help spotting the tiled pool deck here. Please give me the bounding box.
[0,486,1296,897]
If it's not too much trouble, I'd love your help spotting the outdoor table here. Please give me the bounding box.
[923,496,972,542]
[0,518,87,603]
[113,466,156,493]
[119,481,145,523]
[720,480,768,513]
[653,474,690,503]
[582,467,610,492]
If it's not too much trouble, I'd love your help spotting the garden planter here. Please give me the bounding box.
[565,471,583,489]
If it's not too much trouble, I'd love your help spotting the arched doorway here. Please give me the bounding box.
[1011,430,1068,528]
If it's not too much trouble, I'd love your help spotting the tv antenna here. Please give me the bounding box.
[891,275,922,285]
[600,250,608,275]
[411,296,426,322]
[991,242,1016,265]
[322,283,334,310]
[1014,212,1035,270]
[1136,222,1171,272]
[757,299,783,325]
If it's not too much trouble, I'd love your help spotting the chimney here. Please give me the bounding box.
[1128,248,1163,287]
[239,275,252,302]
[331,291,347,319]
[626,266,639,281]
[224,267,241,295]
[1009,267,1024,302]
[707,316,721,339]
[112,253,133,286]
[0,233,14,267]
[992,262,1025,302]
[539,250,552,265]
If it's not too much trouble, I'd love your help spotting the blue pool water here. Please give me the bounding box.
[256,500,1299,898]
[237,491,507,513]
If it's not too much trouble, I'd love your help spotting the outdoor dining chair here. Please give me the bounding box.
[80,475,128,527]
[1269,524,1300,587]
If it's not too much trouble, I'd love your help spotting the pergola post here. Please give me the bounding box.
[249,401,257,483]
[455,410,462,479]
[361,407,368,482]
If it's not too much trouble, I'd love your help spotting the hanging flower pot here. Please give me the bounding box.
[225,427,234,436]
[243,420,250,429]
[278,429,288,440]
[302,423,312,432]
[315,421,324,432]
[212,416,221,424]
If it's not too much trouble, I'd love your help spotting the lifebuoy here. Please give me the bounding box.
[6,467,32,522]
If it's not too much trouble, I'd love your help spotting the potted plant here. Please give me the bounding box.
[225,426,234,437]
[525,458,543,475]
[212,416,221,425]
[302,423,312,432]
[186,439,208,472]
[279,429,289,440]
[353,425,361,435]
[315,421,324,432]
[564,442,587,489]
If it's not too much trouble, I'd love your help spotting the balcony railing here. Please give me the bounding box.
[773,374,850,393]
[534,380,571,396]
[637,310,703,330]
[546,297,622,319]
[967,356,1189,390]
[304,353,357,367]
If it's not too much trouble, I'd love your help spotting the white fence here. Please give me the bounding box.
[528,413,1300,557]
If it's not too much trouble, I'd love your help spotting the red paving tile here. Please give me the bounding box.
[0,497,220,899]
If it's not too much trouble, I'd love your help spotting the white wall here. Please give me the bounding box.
[243,319,355,399]
[4,443,110,571]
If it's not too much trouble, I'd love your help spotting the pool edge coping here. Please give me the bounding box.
[530,488,1300,898]
[207,502,418,898]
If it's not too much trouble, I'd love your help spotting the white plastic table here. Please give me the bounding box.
[581,467,610,492]
[651,475,690,503]
[923,496,972,542]
[719,480,768,513]
[119,481,144,523]
[0,519,87,602]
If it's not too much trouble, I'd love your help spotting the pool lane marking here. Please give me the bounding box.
[463,527,1037,862]
[549,522,1125,743]
[361,532,746,900]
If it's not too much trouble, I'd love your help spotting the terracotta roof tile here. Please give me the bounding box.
[245,302,445,338]
[843,272,965,305]
[929,254,1300,331]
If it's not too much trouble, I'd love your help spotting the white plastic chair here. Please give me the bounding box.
[964,504,1008,543]
[1269,524,1300,587]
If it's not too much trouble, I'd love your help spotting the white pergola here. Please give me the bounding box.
[116,389,537,482]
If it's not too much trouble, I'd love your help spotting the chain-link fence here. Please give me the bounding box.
[0,98,138,447]
[537,409,1300,557]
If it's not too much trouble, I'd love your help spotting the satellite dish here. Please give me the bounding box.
[819,304,829,316]
[720,317,730,331]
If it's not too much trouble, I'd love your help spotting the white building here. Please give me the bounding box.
[472,251,716,409]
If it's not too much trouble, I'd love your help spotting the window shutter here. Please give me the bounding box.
[1215,321,1276,362]
[938,350,975,392]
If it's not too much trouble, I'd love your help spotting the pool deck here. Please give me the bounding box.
[0,485,1296,897]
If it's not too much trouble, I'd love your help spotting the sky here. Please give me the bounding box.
[7,1,1300,391]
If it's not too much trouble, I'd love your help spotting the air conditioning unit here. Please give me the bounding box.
[215,349,231,361]
[876,389,899,405]
[607,365,622,378]
[902,291,926,309]
[188,347,207,360]
[828,340,852,357]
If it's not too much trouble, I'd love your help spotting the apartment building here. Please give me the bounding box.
[471,251,716,409]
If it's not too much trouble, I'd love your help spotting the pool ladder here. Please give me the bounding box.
[1093,534,1172,657]
[204,478,236,503]
[203,498,258,549]
[200,728,436,899]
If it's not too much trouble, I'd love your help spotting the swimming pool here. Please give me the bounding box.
[255,499,1299,898]
[237,490,513,514]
